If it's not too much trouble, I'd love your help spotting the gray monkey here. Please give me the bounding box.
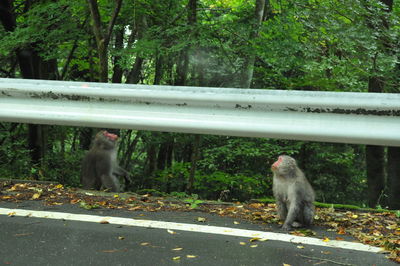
[81,130,126,192]
[271,155,315,230]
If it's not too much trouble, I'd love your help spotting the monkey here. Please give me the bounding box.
[81,130,127,192]
[271,155,315,230]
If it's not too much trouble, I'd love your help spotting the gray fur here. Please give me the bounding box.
[81,131,121,192]
[272,155,315,230]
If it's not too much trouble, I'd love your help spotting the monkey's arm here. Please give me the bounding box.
[113,166,130,176]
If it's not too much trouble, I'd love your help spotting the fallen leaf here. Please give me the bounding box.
[283,264,291,266]
[250,237,260,242]
[118,236,125,240]
[197,217,206,222]
[239,242,246,245]
[114,194,119,198]
[70,199,80,204]
[322,237,330,242]
[102,249,118,253]
[172,256,181,261]
[335,237,344,241]
[8,212,16,217]
[250,244,258,248]
[167,229,176,235]
[31,192,41,200]
[337,227,346,235]
[186,255,197,258]
[234,221,240,225]
[140,242,150,246]
[297,245,305,249]
[172,248,183,251]
[55,184,63,189]
[100,220,109,224]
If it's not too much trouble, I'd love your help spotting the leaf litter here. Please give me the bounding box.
[0,181,399,263]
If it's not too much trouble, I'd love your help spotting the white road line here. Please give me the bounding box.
[0,207,382,253]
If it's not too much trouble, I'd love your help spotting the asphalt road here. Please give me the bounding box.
[0,200,396,266]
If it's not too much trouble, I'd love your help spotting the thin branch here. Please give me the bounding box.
[86,0,104,45]
[105,0,123,47]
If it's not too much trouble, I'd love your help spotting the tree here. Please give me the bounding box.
[86,0,122,82]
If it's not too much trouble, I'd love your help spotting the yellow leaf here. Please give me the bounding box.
[249,237,261,242]
[351,215,358,219]
[197,217,206,222]
[259,238,268,242]
[167,229,176,234]
[234,221,240,225]
[239,242,246,245]
[55,184,63,189]
[172,248,183,251]
[297,245,305,249]
[140,242,150,246]
[118,236,125,240]
[114,194,119,198]
[323,237,330,242]
[100,220,109,224]
[8,212,16,217]
[283,264,292,266]
[250,245,258,248]
[31,193,41,200]
[186,255,197,258]
[172,256,181,261]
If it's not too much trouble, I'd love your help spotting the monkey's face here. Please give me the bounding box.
[271,155,296,175]
[103,131,118,141]
[93,131,119,150]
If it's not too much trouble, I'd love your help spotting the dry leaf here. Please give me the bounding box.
[118,236,125,240]
[186,255,197,258]
[239,242,246,245]
[283,264,291,266]
[250,245,258,248]
[172,256,181,261]
[197,217,206,222]
[250,237,260,242]
[172,248,183,251]
[297,245,305,249]
[8,212,16,217]
[322,237,330,242]
[100,220,109,224]
[234,221,240,225]
[167,229,176,234]
[140,242,150,246]
[31,193,41,200]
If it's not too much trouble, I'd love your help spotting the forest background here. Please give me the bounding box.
[0,0,399,209]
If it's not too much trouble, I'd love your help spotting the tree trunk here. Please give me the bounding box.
[127,56,144,84]
[387,147,400,209]
[111,27,124,83]
[240,0,266,88]
[365,145,385,207]
[86,0,122,83]
[0,2,59,174]
[186,135,201,194]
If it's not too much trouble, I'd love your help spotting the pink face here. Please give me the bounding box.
[103,131,118,141]
[271,156,283,170]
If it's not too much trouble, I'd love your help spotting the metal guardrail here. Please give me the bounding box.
[0,78,399,146]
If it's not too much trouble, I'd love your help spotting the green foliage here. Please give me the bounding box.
[194,171,270,201]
